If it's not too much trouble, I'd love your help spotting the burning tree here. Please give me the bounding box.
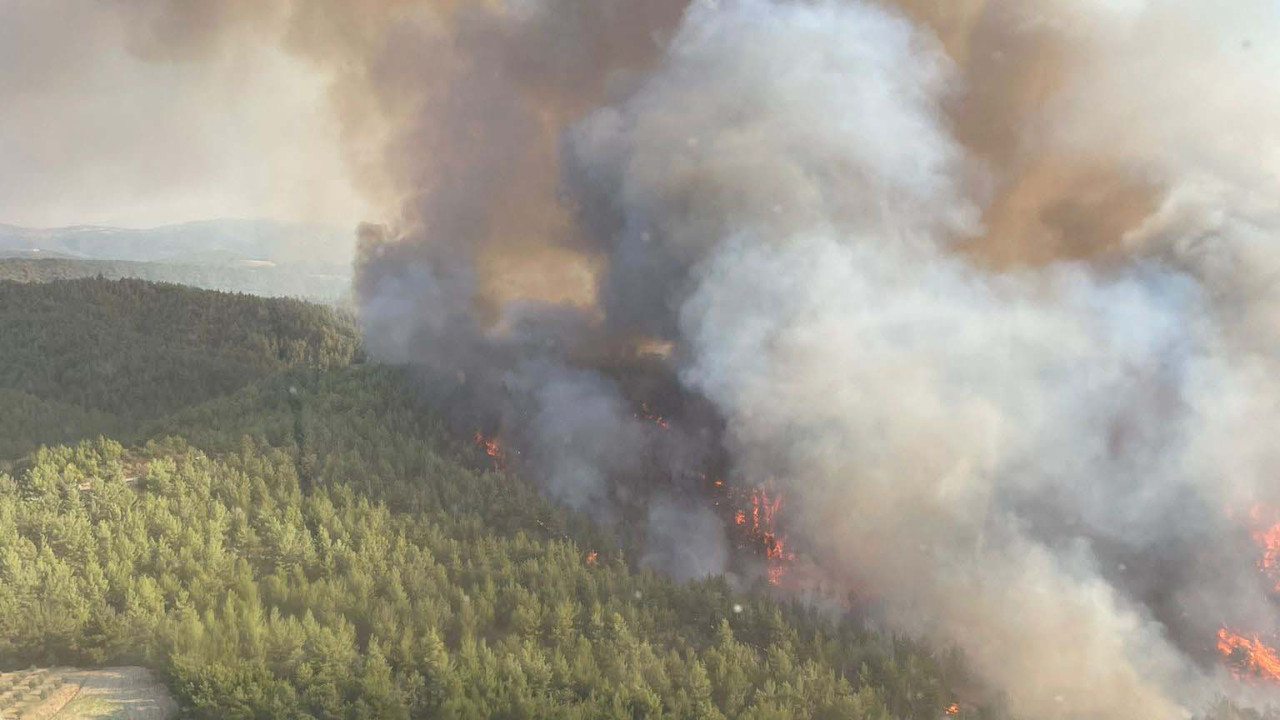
[1217,629,1280,684]
[474,431,507,471]
[709,476,796,586]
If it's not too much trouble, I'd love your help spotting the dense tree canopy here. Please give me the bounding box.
[0,367,978,719]
[0,277,360,458]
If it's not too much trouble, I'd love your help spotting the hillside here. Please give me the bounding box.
[0,257,350,302]
[0,367,986,719]
[0,278,361,459]
[0,220,351,267]
[0,275,988,719]
[0,277,1263,719]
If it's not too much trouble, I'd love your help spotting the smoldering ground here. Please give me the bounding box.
[17,0,1280,717]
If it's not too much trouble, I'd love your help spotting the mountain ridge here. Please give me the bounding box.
[0,218,354,267]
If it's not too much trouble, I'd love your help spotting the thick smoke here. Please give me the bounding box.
[63,0,1280,716]
[568,3,1209,716]
[656,3,1280,716]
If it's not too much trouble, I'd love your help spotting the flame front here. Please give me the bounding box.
[944,703,960,716]
[1213,506,1280,683]
[1217,628,1280,683]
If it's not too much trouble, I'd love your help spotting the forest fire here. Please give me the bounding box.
[638,402,671,430]
[945,702,960,716]
[473,431,506,471]
[1217,629,1280,683]
[1259,524,1280,579]
[713,478,795,585]
[1249,506,1280,592]
[1212,507,1280,683]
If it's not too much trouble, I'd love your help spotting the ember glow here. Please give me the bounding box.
[637,402,671,430]
[944,702,960,716]
[1217,629,1280,684]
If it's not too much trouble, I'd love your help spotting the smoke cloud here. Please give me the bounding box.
[0,1,361,230]
[24,0,1280,716]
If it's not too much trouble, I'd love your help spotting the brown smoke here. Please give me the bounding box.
[892,0,1166,268]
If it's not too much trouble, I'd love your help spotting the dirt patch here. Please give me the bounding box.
[0,667,175,720]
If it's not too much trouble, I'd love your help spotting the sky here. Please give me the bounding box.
[0,1,366,229]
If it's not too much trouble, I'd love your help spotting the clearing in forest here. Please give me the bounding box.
[0,667,175,720]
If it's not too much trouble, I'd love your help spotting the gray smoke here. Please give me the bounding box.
[361,0,1280,716]
[33,0,1280,716]
[568,3,1200,716]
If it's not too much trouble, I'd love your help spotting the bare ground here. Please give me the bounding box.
[0,667,175,720]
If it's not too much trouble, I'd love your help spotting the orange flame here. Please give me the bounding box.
[473,431,507,471]
[712,476,795,586]
[1255,525,1280,589]
[945,703,960,716]
[1247,505,1280,593]
[585,551,598,566]
[1214,506,1280,683]
[763,532,789,585]
[1217,628,1280,683]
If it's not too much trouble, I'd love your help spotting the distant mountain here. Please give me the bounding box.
[0,247,79,259]
[0,219,355,302]
[0,218,353,267]
[0,258,352,303]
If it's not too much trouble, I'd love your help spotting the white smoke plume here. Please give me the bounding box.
[37,0,1280,716]
[569,3,1217,716]
[652,3,1280,717]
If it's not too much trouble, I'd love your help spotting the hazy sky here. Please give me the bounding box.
[0,1,366,229]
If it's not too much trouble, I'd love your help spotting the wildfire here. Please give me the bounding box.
[1240,504,1280,594]
[717,478,795,585]
[638,402,671,430]
[945,703,960,716]
[1217,628,1280,683]
[1253,513,1280,592]
[473,431,507,471]
[1213,506,1280,683]
[586,551,598,566]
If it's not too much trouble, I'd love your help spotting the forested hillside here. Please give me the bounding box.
[0,278,1264,719]
[0,277,982,719]
[0,367,988,719]
[0,278,361,459]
